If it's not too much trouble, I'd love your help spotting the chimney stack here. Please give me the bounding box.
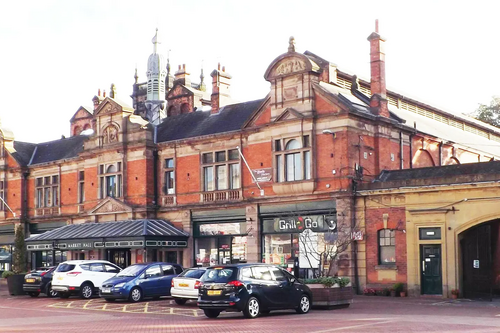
[174,64,191,87]
[210,64,232,114]
[367,19,389,118]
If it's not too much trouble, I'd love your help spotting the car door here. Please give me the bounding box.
[161,264,178,296]
[142,264,162,296]
[270,266,295,308]
[250,265,281,309]
[89,263,106,287]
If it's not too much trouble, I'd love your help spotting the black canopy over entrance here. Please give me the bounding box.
[25,219,189,251]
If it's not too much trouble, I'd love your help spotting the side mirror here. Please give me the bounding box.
[290,277,296,284]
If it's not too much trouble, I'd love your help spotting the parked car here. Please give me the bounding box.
[171,267,207,304]
[198,263,312,319]
[99,262,183,302]
[23,266,58,297]
[52,260,121,299]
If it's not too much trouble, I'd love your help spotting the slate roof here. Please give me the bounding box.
[11,141,37,166]
[28,135,88,166]
[156,99,264,143]
[25,219,189,242]
[361,161,500,190]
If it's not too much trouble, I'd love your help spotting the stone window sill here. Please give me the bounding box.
[375,264,397,270]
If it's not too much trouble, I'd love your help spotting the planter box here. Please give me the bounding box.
[307,284,353,309]
[7,274,25,296]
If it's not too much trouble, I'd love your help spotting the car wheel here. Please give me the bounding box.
[59,292,70,299]
[243,296,260,319]
[105,298,116,302]
[174,298,187,305]
[296,294,311,314]
[28,292,40,297]
[203,309,221,318]
[129,287,143,302]
[46,284,58,298]
[80,283,94,299]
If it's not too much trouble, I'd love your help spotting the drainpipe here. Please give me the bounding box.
[439,141,443,166]
[352,178,360,295]
[399,132,404,169]
[153,149,159,215]
[409,134,414,169]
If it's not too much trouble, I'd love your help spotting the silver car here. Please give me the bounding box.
[170,267,207,305]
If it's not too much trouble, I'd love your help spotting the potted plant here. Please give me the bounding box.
[4,224,27,296]
[305,276,353,308]
[393,282,404,297]
[451,289,459,299]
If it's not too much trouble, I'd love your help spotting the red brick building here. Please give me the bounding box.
[1,27,500,295]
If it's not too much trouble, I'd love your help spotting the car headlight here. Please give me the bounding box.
[114,283,126,289]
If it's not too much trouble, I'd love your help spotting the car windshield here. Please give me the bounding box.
[178,269,206,279]
[56,264,75,272]
[116,265,145,277]
[201,267,236,283]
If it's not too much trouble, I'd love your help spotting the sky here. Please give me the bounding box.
[0,0,499,143]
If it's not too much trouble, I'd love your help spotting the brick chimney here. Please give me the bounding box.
[174,64,191,87]
[367,20,389,118]
[210,63,232,114]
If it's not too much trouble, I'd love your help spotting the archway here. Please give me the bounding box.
[459,219,500,300]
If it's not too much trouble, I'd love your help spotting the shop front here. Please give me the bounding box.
[26,219,189,269]
[0,223,14,272]
[260,200,337,278]
[193,208,250,266]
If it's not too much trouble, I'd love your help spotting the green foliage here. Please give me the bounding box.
[469,96,500,127]
[1,270,14,279]
[393,282,404,293]
[13,225,26,274]
[304,276,350,288]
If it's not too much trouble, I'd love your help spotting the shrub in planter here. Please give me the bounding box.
[363,288,376,296]
[5,225,27,296]
[393,282,404,296]
[306,277,353,309]
[1,270,14,279]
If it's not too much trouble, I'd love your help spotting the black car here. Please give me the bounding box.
[23,266,58,297]
[198,263,312,319]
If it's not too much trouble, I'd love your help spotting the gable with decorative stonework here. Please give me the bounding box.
[167,83,193,99]
[70,106,93,122]
[90,197,133,215]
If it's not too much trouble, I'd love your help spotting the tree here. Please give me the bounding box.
[468,96,500,127]
[12,224,26,274]
[296,212,359,278]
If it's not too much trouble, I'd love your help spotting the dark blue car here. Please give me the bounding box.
[99,262,183,302]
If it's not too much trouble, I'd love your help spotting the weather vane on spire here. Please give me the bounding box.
[152,28,161,54]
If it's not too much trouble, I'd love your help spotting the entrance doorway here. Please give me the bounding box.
[108,249,131,269]
[461,224,493,300]
[420,244,442,295]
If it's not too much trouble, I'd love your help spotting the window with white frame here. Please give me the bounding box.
[98,162,122,199]
[78,171,85,204]
[274,136,311,182]
[378,229,395,264]
[202,149,240,191]
[163,158,175,194]
[35,175,59,208]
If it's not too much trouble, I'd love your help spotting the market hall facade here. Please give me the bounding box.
[1,26,500,297]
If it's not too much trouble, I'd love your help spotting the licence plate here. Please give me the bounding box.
[101,288,111,293]
[207,290,221,296]
[179,283,189,287]
[25,278,35,283]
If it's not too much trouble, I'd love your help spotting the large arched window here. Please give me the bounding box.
[378,229,396,265]
[274,136,311,182]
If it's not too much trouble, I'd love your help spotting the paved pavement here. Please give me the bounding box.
[2,279,500,332]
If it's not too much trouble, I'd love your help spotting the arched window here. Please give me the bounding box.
[73,126,82,136]
[274,136,311,182]
[378,229,396,265]
[99,162,122,199]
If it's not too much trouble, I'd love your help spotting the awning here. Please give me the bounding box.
[25,219,189,251]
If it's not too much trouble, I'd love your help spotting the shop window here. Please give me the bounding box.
[378,229,396,264]
[98,162,122,199]
[163,158,175,194]
[78,171,85,204]
[35,175,59,209]
[274,136,311,182]
[201,149,240,191]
